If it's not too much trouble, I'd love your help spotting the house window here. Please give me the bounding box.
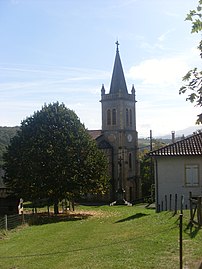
[126,109,129,126]
[129,109,132,126]
[185,164,199,186]
[112,109,116,125]
[107,109,111,125]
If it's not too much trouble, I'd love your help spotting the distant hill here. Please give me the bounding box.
[0,126,20,167]
[1,125,201,167]
[156,126,202,139]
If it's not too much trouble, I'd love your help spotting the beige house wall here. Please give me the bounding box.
[154,156,202,211]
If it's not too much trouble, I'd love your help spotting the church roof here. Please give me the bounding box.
[149,131,202,157]
[109,42,128,94]
[88,130,102,140]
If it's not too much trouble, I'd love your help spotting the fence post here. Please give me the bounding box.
[5,215,8,231]
[197,197,202,226]
[169,194,172,211]
[165,195,167,211]
[174,194,178,214]
[189,192,193,225]
[22,212,25,224]
[179,214,183,269]
[161,201,163,211]
[181,195,184,214]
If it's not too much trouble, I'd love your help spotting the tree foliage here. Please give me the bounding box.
[179,0,202,124]
[140,139,167,200]
[3,102,109,212]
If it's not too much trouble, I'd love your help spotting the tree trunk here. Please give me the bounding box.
[54,202,59,215]
[47,205,50,216]
[72,196,75,211]
[69,194,75,211]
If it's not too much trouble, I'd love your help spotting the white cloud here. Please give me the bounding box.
[128,57,188,85]
[137,103,201,138]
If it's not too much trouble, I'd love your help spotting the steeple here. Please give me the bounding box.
[109,41,128,94]
[100,42,140,203]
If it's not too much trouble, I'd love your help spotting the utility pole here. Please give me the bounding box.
[150,130,153,178]
[150,130,153,151]
[150,130,154,203]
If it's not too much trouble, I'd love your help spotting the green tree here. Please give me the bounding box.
[140,139,167,201]
[3,102,109,213]
[179,0,202,124]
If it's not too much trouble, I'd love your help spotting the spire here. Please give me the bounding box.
[101,84,105,96]
[109,41,128,94]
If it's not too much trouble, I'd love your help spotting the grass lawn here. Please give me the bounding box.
[0,204,202,269]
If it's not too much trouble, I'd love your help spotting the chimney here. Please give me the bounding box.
[171,131,175,143]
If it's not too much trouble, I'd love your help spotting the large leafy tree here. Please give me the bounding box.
[179,0,202,124]
[3,102,109,213]
[140,139,167,201]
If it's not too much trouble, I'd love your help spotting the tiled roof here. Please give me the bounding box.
[88,130,102,140]
[150,131,202,156]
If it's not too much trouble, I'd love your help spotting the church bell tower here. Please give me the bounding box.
[100,42,141,203]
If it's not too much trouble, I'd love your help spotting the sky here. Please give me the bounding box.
[0,0,201,138]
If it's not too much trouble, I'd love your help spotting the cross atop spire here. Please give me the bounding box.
[115,40,119,51]
[109,41,128,94]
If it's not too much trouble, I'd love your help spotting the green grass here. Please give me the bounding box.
[0,205,202,269]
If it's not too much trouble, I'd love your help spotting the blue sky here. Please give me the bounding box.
[0,0,201,137]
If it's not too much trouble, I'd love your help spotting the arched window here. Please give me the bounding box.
[129,152,132,169]
[112,109,116,125]
[107,109,111,125]
[129,109,132,126]
[126,108,129,126]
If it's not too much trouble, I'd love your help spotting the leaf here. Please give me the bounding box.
[179,86,187,94]
[197,5,202,11]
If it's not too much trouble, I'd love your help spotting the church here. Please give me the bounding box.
[89,42,141,203]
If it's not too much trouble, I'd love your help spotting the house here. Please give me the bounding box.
[88,42,141,203]
[150,131,202,211]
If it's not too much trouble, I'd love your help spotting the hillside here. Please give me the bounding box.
[0,126,173,167]
[0,126,191,166]
[0,126,19,167]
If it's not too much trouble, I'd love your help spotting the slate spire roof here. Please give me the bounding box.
[150,131,202,156]
[109,41,128,94]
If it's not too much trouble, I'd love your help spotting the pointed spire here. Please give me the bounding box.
[131,84,135,94]
[101,84,105,95]
[131,84,137,102]
[109,42,128,94]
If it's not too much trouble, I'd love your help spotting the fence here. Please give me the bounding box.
[157,193,186,213]
[189,192,202,227]
[0,214,31,231]
[158,192,202,227]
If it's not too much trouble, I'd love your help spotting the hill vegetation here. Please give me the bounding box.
[0,127,172,168]
[0,126,19,167]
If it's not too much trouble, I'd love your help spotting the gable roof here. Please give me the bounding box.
[150,131,202,157]
[109,46,128,95]
[88,130,102,140]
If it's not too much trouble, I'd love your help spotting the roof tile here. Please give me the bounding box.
[150,131,202,156]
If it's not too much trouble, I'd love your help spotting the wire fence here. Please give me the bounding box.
[0,214,31,231]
